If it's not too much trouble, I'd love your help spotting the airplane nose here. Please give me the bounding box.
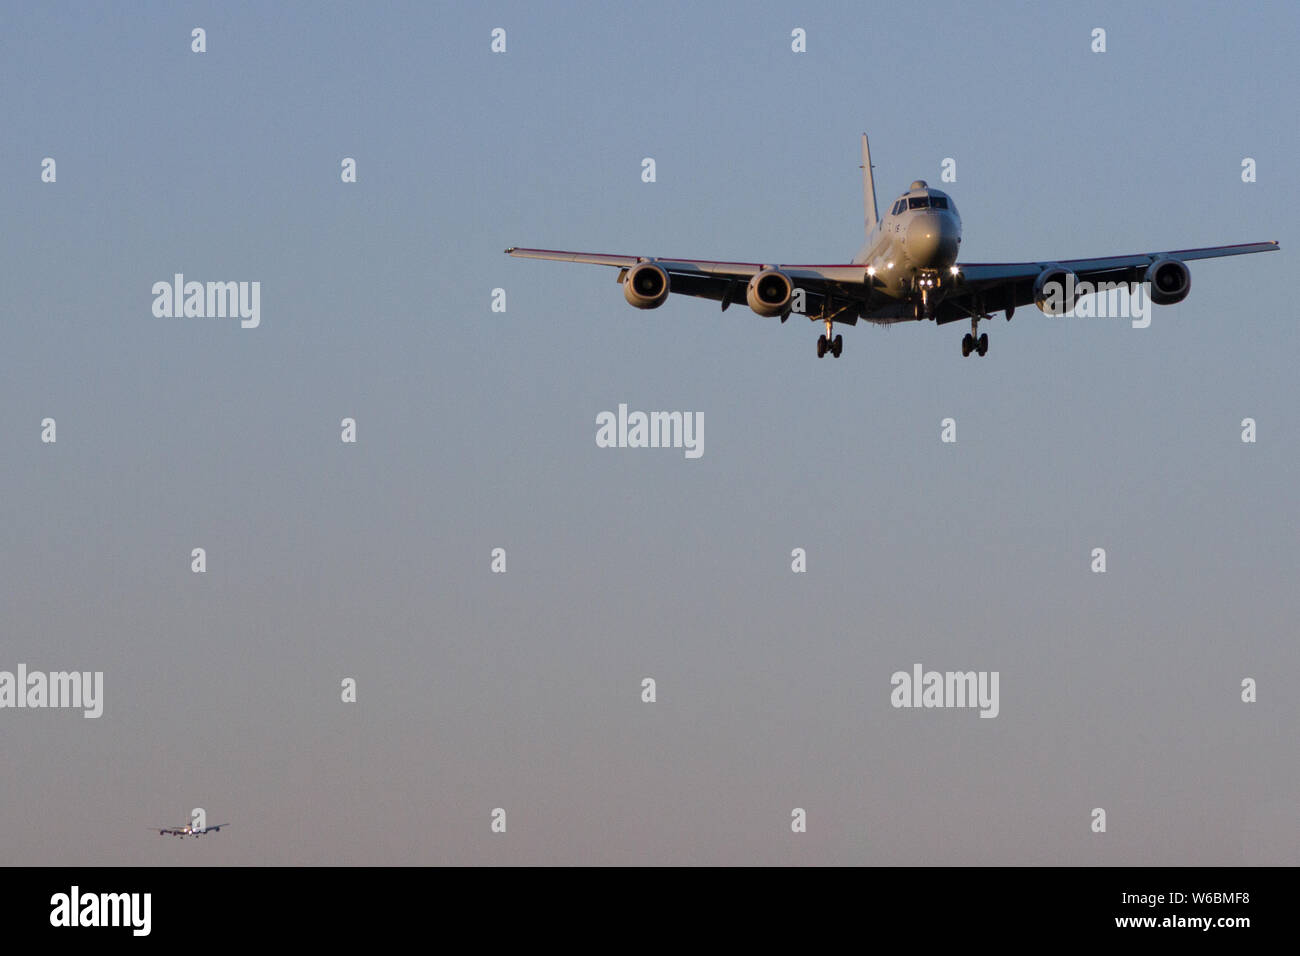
[906,212,959,268]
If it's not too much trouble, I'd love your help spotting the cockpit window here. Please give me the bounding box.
[892,199,905,215]
[930,196,948,210]
[907,196,929,210]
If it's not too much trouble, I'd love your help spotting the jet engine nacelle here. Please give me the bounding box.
[622,262,670,309]
[746,268,794,317]
[1145,257,1190,305]
[1033,265,1078,315]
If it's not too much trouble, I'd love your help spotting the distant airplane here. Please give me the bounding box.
[154,822,228,838]
[507,134,1277,358]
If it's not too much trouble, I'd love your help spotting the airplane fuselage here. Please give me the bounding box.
[854,180,962,316]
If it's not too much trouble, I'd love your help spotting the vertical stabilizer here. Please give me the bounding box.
[861,133,878,236]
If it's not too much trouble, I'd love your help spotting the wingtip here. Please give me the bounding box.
[504,246,516,254]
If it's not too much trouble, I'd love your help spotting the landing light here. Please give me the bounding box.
[886,261,894,269]
[949,266,960,276]
[866,266,876,277]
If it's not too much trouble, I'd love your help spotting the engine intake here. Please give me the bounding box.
[1145,258,1190,305]
[1033,265,1077,315]
[623,262,670,309]
[746,268,794,317]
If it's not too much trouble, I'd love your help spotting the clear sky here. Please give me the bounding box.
[1,0,1296,865]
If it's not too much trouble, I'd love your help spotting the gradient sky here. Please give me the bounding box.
[1,0,1296,865]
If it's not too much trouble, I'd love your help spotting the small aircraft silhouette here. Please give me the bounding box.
[153,822,229,838]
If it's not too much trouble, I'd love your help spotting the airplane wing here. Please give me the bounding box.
[202,824,229,831]
[507,241,1278,326]
[154,827,184,834]
[936,241,1279,324]
[505,247,869,323]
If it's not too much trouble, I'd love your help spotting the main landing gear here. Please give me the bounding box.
[816,318,842,359]
[961,314,988,358]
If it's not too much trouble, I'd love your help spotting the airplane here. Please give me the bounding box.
[505,134,1278,358]
[153,822,229,838]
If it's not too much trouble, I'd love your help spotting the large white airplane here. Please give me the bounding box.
[153,822,228,838]
[506,135,1277,358]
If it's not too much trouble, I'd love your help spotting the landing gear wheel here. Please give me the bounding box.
[816,337,827,359]
[977,333,988,356]
[832,334,843,358]
[961,333,973,357]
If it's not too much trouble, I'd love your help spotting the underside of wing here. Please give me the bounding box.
[935,241,1278,324]
[506,247,873,324]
